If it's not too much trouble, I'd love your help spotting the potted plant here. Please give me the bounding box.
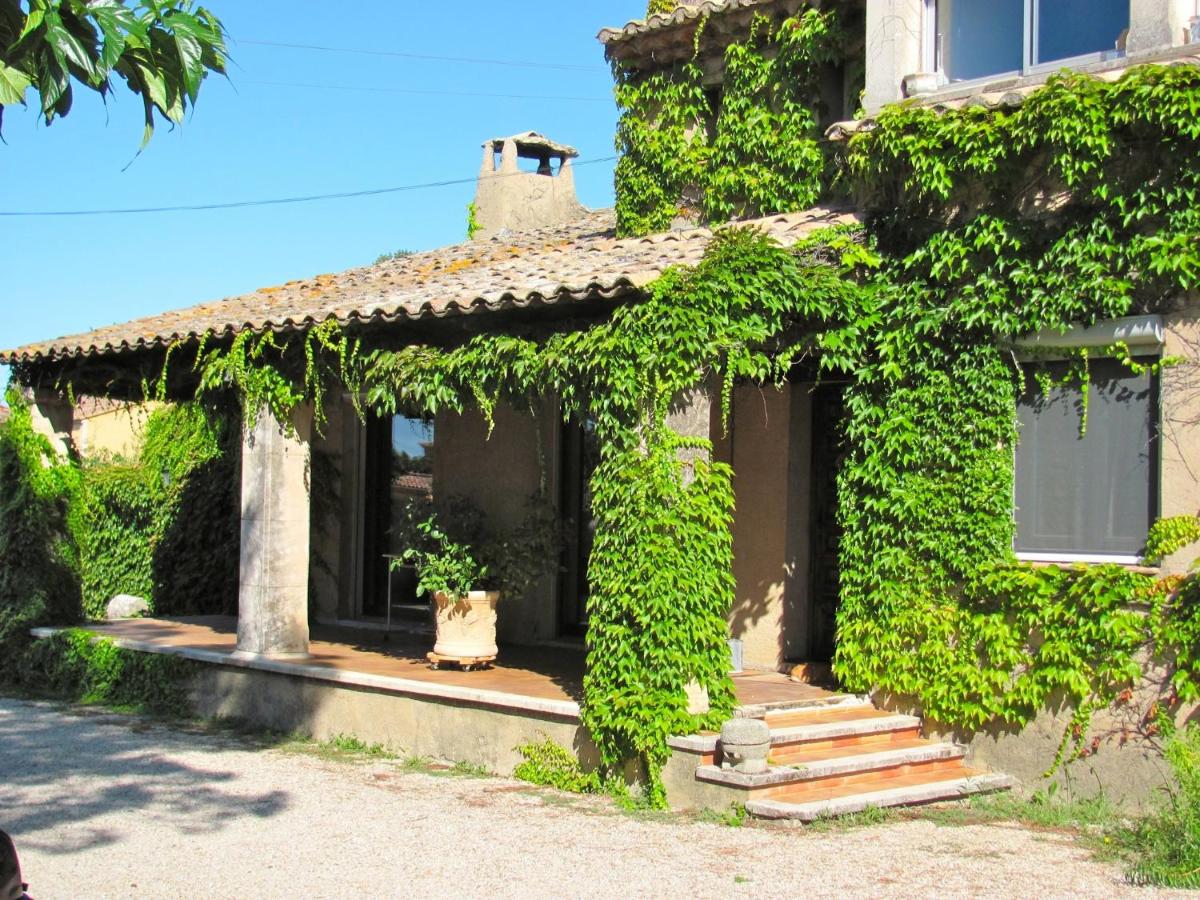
[395,495,559,663]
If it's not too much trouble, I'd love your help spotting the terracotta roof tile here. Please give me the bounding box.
[598,0,781,45]
[3,206,859,364]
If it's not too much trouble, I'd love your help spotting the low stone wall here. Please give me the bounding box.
[881,675,1200,811]
[190,664,592,775]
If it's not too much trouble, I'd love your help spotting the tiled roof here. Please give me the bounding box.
[2,206,859,365]
[827,47,1200,141]
[597,0,804,69]
[597,0,780,45]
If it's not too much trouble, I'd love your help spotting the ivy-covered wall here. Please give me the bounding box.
[613,8,854,236]
[7,11,1200,809]
[0,391,240,688]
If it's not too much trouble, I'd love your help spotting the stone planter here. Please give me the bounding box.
[432,590,500,659]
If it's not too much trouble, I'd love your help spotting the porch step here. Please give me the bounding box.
[744,771,1016,821]
[696,740,966,795]
[766,710,923,762]
[733,690,870,719]
[678,697,1013,821]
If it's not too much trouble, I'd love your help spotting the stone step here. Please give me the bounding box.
[745,771,1016,822]
[734,691,871,719]
[766,713,923,760]
[695,742,966,795]
[762,704,908,730]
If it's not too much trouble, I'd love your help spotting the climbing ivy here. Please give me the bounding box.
[613,9,843,236]
[826,64,1200,743]
[358,226,866,799]
[11,56,1200,799]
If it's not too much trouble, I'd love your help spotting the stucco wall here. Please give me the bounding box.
[863,0,924,114]
[312,395,560,642]
[1159,304,1200,574]
[309,396,355,623]
[727,384,817,669]
[73,402,159,459]
[862,0,1198,115]
[911,657,1200,810]
[432,401,559,644]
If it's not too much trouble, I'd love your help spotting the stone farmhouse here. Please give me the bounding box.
[6,0,1199,818]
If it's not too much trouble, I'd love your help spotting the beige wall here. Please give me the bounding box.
[1160,304,1200,574]
[433,401,559,644]
[72,401,159,459]
[309,396,355,623]
[913,658,1200,810]
[862,0,1198,115]
[192,665,591,775]
[725,383,818,670]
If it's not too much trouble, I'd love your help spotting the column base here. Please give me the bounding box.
[230,648,313,663]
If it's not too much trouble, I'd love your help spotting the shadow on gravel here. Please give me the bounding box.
[0,699,290,855]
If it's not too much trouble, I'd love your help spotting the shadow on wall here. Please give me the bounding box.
[151,420,242,618]
[0,699,290,856]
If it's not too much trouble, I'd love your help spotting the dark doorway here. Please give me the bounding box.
[559,418,599,637]
[807,383,847,662]
[361,413,436,619]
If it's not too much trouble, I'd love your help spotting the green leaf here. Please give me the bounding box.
[0,60,32,106]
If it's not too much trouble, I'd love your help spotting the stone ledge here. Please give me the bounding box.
[767,713,921,745]
[695,743,965,789]
[733,693,870,719]
[29,626,581,721]
[667,733,720,754]
[745,773,1016,821]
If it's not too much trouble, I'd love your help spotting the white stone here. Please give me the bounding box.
[720,717,771,774]
[106,595,149,620]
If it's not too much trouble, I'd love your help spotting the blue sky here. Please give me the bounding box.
[1,1,639,381]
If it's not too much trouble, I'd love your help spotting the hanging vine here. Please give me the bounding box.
[613,9,844,236]
[10,56,1200,803]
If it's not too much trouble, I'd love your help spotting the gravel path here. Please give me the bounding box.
[0,696,1181,899]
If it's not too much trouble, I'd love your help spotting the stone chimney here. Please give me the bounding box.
[472,132,587,240]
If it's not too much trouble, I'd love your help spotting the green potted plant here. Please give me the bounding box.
[395,495,559,663]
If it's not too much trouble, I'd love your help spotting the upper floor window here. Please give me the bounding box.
[932,0,1129,84]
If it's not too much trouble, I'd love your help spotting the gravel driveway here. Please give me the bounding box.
[0,696,1180,899]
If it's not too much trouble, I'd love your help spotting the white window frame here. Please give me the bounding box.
[924,0,1128,88]
[1009,315,1163,567]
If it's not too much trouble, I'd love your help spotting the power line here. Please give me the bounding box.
[242,79,611,103]
[236,38,608,73]
[0,156,620,218]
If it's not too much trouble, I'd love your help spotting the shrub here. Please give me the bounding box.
[513,737,602,794]
[0,391,82,683]
[1123,723,1200,889]
[24,629,196,716]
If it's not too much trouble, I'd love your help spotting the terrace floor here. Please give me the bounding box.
[59,616,842,719]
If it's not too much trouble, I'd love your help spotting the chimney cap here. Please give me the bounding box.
[484,131,579,160]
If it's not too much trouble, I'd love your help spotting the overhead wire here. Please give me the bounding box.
[241,79,611,103]
[0,156,620,218]
[235,38,608,73]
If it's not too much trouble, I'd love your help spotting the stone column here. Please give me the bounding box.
[863,0,926,114]
[666,383,716,481]
[21,386,75,460]
[499,138,519,174]
[235,403,312,659]
[1126,0,1186,54]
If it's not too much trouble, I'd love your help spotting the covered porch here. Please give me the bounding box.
[36,616,843,777]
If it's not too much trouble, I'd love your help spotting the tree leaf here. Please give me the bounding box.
[0,60,32,106]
